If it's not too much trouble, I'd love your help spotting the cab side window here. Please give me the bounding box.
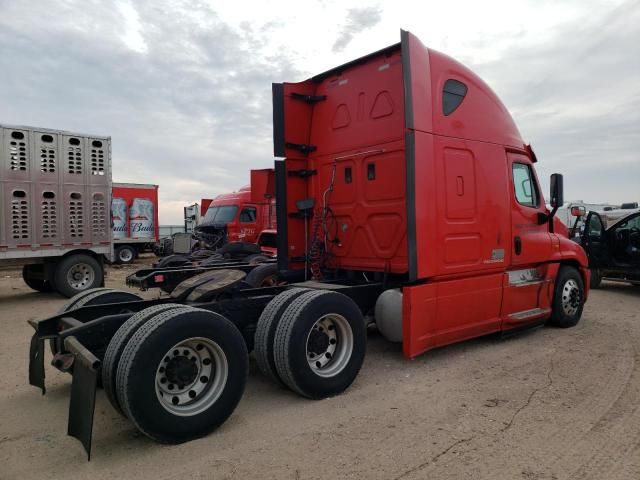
[239,207,257,223]
[618,216,640,230]
[512,163,539,208]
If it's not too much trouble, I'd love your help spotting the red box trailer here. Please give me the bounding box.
[111,183,159,263]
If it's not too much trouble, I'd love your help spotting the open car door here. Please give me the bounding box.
[581,211,607,269]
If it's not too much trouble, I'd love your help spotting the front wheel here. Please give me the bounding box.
[548,266,585,328]
[590,268,602,289]
[116,307,248,443]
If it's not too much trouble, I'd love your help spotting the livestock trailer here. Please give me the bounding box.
[1,124,111,297]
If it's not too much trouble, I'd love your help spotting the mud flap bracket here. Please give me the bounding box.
[65,336,100,461]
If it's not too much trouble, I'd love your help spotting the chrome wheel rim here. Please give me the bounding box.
[561,279,581,316]
[306,314,353,378]
[119,248,134,263]
[66,263,95,290]
[155,337,228,416]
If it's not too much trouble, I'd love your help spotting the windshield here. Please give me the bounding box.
[203,205,238,224]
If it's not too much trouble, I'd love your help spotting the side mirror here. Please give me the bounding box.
[570,206,586,217]
[550,173,564,208]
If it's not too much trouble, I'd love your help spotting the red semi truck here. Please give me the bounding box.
[196,168,276,247]
[111,182,159,264]
[29,31,589,457]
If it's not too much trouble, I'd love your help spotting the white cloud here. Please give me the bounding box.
[0,0,637,221]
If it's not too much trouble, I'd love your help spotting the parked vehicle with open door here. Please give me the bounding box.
[581,209,640,287]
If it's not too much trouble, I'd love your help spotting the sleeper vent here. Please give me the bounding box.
[91,192,106,236]
[68,192,84,237]
[11,190,30,239]
[41,191,58,238]
[9,131,28,171]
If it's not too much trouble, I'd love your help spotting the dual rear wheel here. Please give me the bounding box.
[255,288,367,399]
[102,304,247,443]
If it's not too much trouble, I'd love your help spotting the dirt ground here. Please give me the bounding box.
[0,260,639,480]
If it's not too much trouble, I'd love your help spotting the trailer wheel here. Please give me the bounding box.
[22,265,54,292]
[273,290,366,399]
[254,288,310,386]
[548,266,585,328]
[245,263,279,287]
[103,303,188,415]
[115,245,136,265]
[156,255,190,269]
[116,308,248,443]
[53,254,103,298]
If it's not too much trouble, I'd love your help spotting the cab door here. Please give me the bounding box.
[581,211,607,269]
[501,153,553,328]
[508,154,552,265]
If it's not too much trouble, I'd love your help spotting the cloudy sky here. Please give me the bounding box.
[1,0,638,223]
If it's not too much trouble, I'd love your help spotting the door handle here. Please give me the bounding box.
[514,236,522,255]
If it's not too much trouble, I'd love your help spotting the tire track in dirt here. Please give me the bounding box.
[391,309,638,479]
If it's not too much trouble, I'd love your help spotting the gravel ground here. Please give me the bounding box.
[0,261,639,479]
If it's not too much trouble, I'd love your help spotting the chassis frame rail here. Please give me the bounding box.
[126,259,277,290]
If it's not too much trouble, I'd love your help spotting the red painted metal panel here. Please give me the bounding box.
[403,273,503,358]
[428,49,524,149]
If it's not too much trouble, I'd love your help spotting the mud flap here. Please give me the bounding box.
[65,336,100,461]
[28,332,46,394]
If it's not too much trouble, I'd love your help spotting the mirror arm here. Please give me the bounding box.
[547,206,559,233]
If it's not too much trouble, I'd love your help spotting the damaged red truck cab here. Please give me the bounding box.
[273,30,589,358]
[197,168,276,246]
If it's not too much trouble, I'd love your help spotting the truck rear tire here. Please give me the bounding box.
[273,290,366,399]
[70,288,143,310]
[116,307,248,443]
[52,288,143,356]
[254,288,310,386]
[103,303,188,415]
[58,287,113,314]
[22,265,54,292]
[53,254,103,298]
[548,266,585,328]
[115,245,136,265]
[245,263,279,287]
